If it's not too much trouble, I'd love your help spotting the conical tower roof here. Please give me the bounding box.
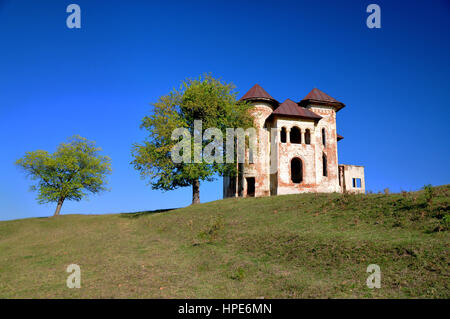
[240,84,278,105]
[299,88,345,111]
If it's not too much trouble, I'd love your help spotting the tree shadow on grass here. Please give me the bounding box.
[394,201,428,212]
[120,208,177,219]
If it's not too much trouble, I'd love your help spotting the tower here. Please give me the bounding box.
[297,88,346,193]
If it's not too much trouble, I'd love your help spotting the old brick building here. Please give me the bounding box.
[223,84,365,198]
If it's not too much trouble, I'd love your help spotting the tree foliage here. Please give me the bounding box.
[131,74,254,204]
[16,135,112,216]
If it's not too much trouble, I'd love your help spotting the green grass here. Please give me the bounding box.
[0,185,449,298]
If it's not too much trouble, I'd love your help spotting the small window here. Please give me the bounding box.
[305,129,311,144]
[352,178,361,188]
[280,127,287,143]
[290,127,302,144]
[322,128,326,146]
[291,158,303,183]
[322,153,327,177]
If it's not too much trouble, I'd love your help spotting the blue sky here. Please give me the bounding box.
[1,0,449,220]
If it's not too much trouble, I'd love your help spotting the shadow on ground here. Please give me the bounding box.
[120,208,177,219]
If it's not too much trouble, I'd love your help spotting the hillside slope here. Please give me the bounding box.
[0,186,449,298]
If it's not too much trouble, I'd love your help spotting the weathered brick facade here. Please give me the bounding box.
[223,84,365,197]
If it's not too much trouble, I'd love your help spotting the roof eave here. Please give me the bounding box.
[298,99,346,112]
[268,113,322,122]
[241,97,280,107]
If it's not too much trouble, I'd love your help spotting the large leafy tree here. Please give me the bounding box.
[16,135,112,216]
[132,74,254,204]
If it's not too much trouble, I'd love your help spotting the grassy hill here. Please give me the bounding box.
[0,185,449,298]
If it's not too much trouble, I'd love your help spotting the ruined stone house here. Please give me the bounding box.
[223,84,365,198]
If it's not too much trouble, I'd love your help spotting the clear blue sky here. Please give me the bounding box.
[1,0,449,220]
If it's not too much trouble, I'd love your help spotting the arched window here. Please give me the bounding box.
[290,127,301,144]
[322,153,327,177]
[280,127,287,143]
[291,158,303,183]
[322,128,326,146]
[305,129,311,144]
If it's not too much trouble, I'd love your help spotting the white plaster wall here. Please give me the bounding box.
[341,165,365,194]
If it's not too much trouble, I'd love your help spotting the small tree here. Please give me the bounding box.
[131,74,254,204]
[423,184,434,206]
[15,135,112,217]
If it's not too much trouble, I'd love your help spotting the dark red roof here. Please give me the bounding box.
[240,84,278,104]
[303,88,339,103]
[271,99,322,121]
[299,88,345,111]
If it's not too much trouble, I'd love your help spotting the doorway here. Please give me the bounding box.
[291,158,303,183]
[246,177,255,197]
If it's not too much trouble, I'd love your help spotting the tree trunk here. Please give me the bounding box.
[53,197,64,217]
[192,179,200,205]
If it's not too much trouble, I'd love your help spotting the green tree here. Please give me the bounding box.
[131,74,254,204]
[16,135,112,217]
[423,184,434,206]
